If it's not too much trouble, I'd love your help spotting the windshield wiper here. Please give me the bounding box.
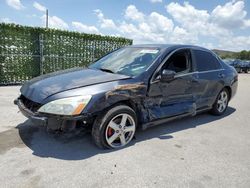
[99,68,114,74]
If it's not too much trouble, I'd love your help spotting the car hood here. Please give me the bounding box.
[20,68,130,103]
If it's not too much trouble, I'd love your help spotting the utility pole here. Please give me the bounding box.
[39,34,44,75]
[46,9,48,28]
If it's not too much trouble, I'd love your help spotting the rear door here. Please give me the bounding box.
[191,49,224,109]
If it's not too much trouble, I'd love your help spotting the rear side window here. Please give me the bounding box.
[193,50,221,71]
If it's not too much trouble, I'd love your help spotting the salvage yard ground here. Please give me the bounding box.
[0,74,250,188]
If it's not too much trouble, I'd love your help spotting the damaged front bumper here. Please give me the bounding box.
[14,98,91,130]
[14,98,48,126]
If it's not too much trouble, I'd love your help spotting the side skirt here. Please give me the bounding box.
[141,107,211,130]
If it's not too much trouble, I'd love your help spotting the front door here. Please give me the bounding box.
[146,49,196,121]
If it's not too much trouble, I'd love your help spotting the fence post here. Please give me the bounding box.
[39,33,44,75]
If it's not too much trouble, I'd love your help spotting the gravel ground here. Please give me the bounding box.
[0,74,249,188]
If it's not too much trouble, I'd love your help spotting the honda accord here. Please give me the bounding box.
[15,44,238,149]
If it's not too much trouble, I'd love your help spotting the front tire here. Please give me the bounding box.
[210,88,229,116]
[92,105,137,149]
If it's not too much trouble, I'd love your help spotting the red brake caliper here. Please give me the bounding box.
[107,127,113,137]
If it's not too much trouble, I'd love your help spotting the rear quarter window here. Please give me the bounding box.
[193,50,221,72]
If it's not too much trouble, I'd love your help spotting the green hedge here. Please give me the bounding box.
[0,23,133,85]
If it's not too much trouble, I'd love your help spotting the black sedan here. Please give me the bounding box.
[15,44,238,149]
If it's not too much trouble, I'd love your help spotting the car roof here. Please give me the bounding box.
[129,44,209,51]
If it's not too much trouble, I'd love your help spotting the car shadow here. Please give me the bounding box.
[16,107,236,160]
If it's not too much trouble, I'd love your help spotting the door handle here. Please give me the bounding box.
[218,73,225,78]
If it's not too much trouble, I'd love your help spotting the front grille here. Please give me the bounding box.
[20,95,42,112]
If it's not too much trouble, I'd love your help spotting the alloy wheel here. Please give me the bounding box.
[217,91,228,113]
[105,113,136,148]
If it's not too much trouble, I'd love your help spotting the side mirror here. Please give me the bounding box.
[161,69,176,82]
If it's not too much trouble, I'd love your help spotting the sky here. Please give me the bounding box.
[1,0,250,52]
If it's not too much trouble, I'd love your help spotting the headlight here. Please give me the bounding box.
[38,95,92,115]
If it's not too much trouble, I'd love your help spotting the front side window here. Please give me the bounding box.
[89,47,161,76]
[162,49,191,73]
[193,50,221,72]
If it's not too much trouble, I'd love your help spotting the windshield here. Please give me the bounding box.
[89,47,161,76]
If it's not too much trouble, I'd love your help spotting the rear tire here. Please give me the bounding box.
[92,105,137,149]
[210,88,229,116]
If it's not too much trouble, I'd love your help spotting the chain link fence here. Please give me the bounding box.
[0,23,132,85]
